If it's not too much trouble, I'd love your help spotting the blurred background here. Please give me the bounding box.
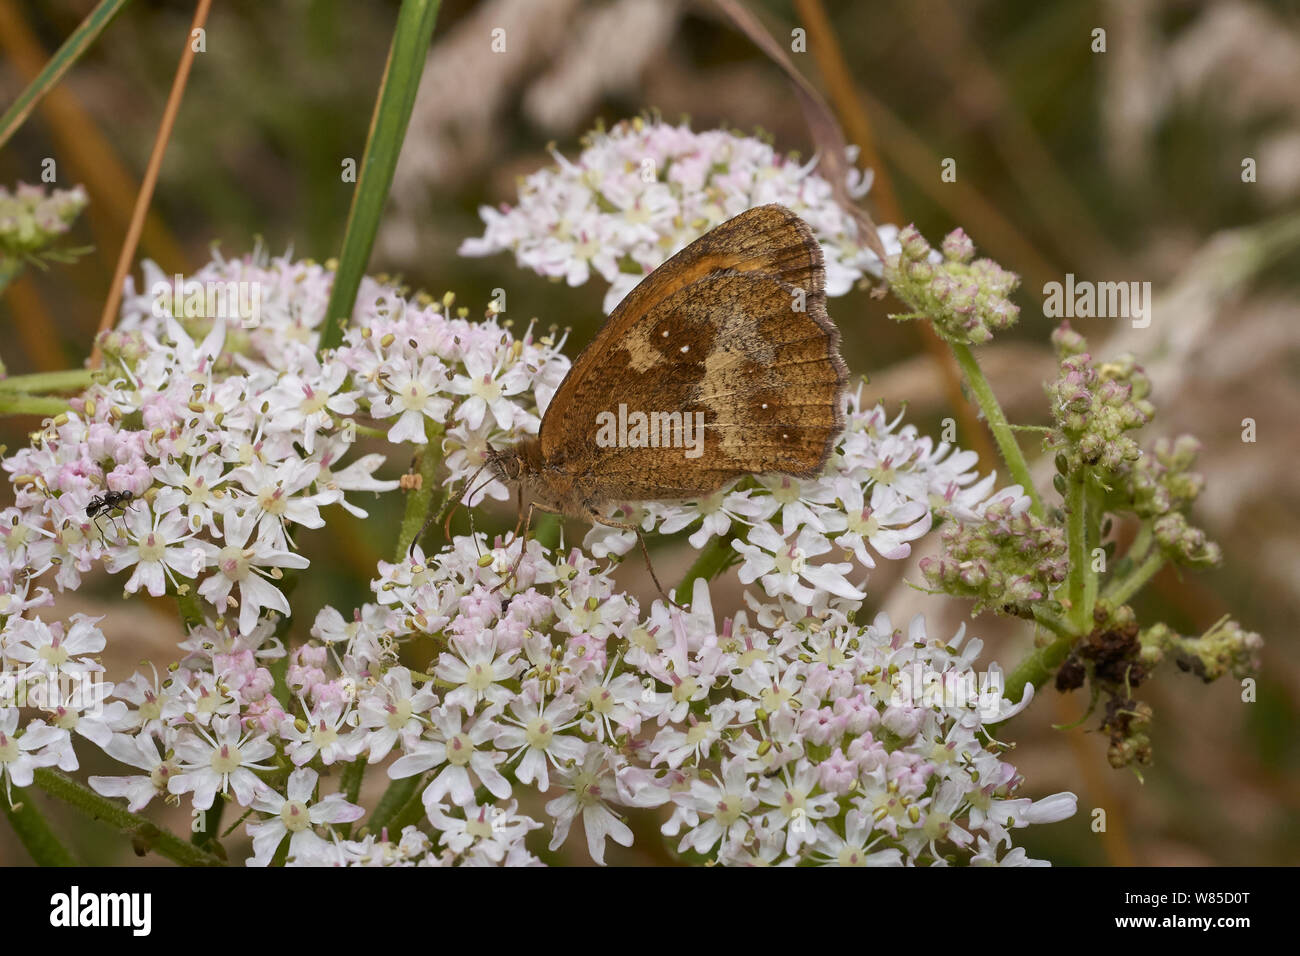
[0,0,1297,865]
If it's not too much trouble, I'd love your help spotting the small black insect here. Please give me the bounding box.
[86,489,135,541]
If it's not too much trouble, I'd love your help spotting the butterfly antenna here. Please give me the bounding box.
[410,461,492,558]
[458,471,501,558]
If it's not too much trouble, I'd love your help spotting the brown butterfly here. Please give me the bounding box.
[448,204,848,594]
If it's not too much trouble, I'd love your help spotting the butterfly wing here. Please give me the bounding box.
[537,204,847,502]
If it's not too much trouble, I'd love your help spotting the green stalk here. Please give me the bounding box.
[1031,605,1073,639]
[175,587,206,630]
[949,342,1045,519]
[33,768,223,866]
[1004,632,1075,704]
[0,0,134,148]
[0,394,71,417]
[1082,482,1102,623]
[0,369,96,393]
[1064,470,1089,633]
[1124,523,1154,569]
[192,794,224,848]
[387,779,430,834]
[3,786,76,865]
[318,0,443,354]
[673,532,741,602]
[366,774,422,837]
[1101,548,1165,612]
[394,420,444,560]
[369,423,446,830]
[338,759,367,839]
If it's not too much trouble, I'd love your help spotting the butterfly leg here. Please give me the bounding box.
[585,509,683,610]
[489,501,542,595]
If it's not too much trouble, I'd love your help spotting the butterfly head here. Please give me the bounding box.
[484,444,524,483]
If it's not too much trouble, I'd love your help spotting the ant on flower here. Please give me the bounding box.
[86,489,135,543]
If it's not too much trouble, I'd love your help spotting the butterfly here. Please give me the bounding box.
[445,204,848,595]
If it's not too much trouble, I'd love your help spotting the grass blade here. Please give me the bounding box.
[318,0,443,354]
[0,0,133,149]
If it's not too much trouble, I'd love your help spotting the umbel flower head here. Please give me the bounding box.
[460,116,901,313]
[0,240,1077,865]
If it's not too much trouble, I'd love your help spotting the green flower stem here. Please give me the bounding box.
[1125,523,1154,569]
[193,794,224,848]
[1032,606,1073,639]
[269,653,291,712]
[318,0,443,354]
[0,0,134,148]
[1005,632,1075,704]
[371,418,447,837]
[394,420,445,561]
[388,779,431,833]
[1064,470,1090,633]
[1101,547,1166,612]
[33,768,224,866]
[3,785,77,865]
[339,759,367,838]
[175,587,206,630]
[270,833,291,867]
[0,369,96,393]
[1082,482,1103,622]
[0,394,71,417]
[674,532,741,602]
[367,773,423,837]
[948,342,1045,519]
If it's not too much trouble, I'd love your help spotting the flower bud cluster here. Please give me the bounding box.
[920,497,1067,617]
[1047,324,1154,474]
[885,226,1021,345]
[1139,618,1263,683]
[0,183,88,258]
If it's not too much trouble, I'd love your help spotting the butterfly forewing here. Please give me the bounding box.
[540,204,828,459]
[535,204,847,504]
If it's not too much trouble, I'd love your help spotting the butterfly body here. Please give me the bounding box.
[486,203,848,528]
[486,438,592,522]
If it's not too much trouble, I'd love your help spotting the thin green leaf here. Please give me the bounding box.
[318,0,442,354]
[0,0,134,149]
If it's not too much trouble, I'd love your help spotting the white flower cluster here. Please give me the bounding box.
[0,216,1072,864]
[461,117,901,313]
[294,551,1073,866]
